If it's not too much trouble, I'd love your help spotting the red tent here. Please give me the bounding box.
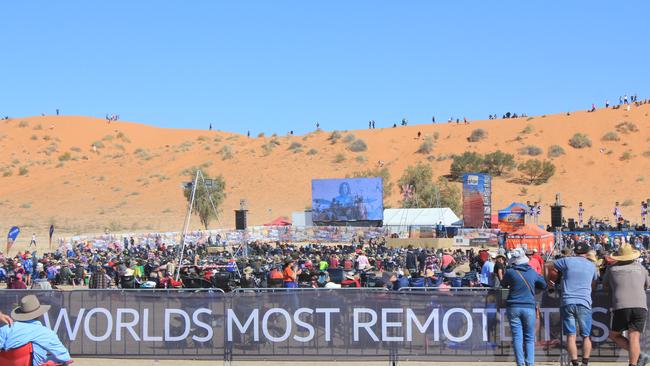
[505,224,554,253]
[263,217,292,226]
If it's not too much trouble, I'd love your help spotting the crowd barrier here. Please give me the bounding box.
[0,289,647,363]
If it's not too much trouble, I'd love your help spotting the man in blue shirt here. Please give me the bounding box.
[0,295,71,366]
[547,242,598,366]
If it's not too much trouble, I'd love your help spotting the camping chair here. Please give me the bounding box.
[0,342,72,366]
[0,342,32,366]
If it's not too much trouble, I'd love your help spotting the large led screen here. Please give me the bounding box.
[311,178,383,222]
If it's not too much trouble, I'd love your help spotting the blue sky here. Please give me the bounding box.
[1,1,649,135]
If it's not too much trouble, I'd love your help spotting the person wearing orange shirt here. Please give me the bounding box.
[283,259,301,288]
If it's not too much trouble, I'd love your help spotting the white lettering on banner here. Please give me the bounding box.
[353,308,379,342]
[142,308,163,342]
[315,308,339,342]
[164,309,190,341]
[116,308,140,341]
[442,308,473,342]
[293,308,315,342]
[262,309,292,342]
[540,307,559,341]
[84,308,113,342]
[473,308,497,342]
[43,308,85,341]
[591,307,609,343]
[381,308,403,342]
[499,308,511,342]
[192,309,213,343]
[406,308,439,341]
[227,309,259,342]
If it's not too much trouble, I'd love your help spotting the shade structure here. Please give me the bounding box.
[263,217,292,226]
[505,224,554,252]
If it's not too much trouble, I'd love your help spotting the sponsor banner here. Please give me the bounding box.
[0,290,645,361]
[462,174,492,228]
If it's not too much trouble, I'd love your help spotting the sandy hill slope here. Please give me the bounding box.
[1,105,649,244]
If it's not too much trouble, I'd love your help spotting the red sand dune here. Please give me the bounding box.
[1,104,649,247]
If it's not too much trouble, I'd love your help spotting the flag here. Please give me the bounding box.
[6,226,20,254]
[49,224,55,249]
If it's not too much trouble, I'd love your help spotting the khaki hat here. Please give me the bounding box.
[11,295,51,321]
[610,243,640,262]
[243,266,254,275]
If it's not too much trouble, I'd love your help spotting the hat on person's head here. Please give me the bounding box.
[345,271,355,280]
[586,251,597,263]
[508,248,529,266]
[525,249,534,256]
[11,295,51,321]
[489,252,497,259]
[243,266,254,275]
[610,243,641,262]
[574,242,591,255]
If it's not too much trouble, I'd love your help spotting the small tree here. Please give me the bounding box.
[183,169,227,229]
[547,145,565,158]
[483,150,515,176]
[398,163,461,214]
[449,152,485,180]
[517,159,555,185]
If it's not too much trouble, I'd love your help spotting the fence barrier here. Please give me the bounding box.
[0,289,647,362]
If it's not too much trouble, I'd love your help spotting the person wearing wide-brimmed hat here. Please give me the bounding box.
[545,242,598,366]
[0,295,71,365]
[603,243,650,366]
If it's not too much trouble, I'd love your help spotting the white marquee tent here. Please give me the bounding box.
[382,208,461,227]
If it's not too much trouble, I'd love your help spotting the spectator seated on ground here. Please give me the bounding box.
[0,295,71,366]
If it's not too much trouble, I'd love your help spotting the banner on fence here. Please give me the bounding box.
[0,290,647,361]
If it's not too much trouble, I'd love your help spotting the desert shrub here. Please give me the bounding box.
[18,166,28,176]
[288,142,303,151]
[333,153,346,163]
[348,139,368,152]
[342,134,356,144]
[416,137,434,154]
[483,150,515,176]
[42,135,51,141]
[517,159,555,185]
[643,151,650,158]
[518,145,543,156]
[70,146,81,152]
[568,133,591,148]
[196,135,210,142]
[219,145,233,160]
[261,142,275,155]
[257,132,265,138]
[102,134,114,142]
[521,124,534,134]
[328,130,342,143]
[616,121,638,134]
[58,152,72,162]
[33,124,43,130]
[134,148,151,160]
[468,128,487,142]
[622,199,634,207]
[433,132,440,140]
[449,152,485,180]
[355,155,367,163]
[18,121,28,128]
[307,148,318,155]
[116,132,131,143]
[602,131,620,141]
[620,151,633,161]
[547,145,565,158]
[30,134,38,140]
[93,141,105,148]
[20,203,31,209]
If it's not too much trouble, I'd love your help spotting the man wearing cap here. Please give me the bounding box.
[546,241,598,366]
[0,295,71,365]
[603,243,650,366]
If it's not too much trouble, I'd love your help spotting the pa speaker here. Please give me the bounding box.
[567,218,576,230]
[235,210,247,230]
[551,206,563,228]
